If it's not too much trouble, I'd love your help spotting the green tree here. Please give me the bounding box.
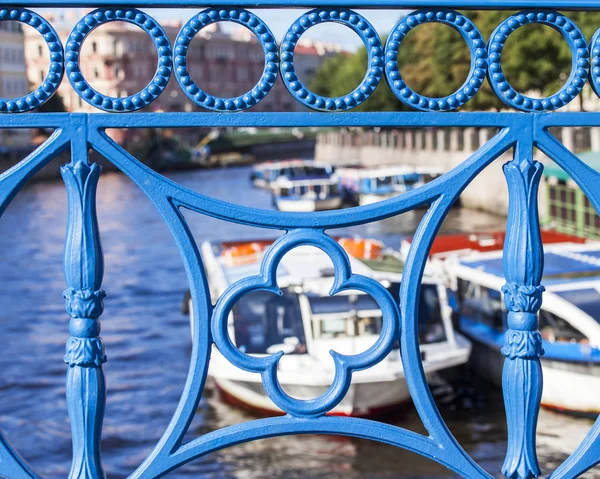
[310,11,600,112]
[310,35,407,112]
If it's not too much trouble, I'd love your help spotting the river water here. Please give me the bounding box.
[0,165,597,478]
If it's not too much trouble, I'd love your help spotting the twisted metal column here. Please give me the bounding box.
[501,136,544,479]
[62,131,107,479]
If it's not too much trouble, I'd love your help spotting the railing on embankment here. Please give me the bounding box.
[1,2,600,479]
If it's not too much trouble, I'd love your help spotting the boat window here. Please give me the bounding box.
[418,284,447,344]
[308,284,447,344]
[403,173,421,187]
[232,291,306,355]
[308,294,379,315]
[458,280,505,333]
[279,187,290,197]
[376,177,393,188]
[539,309,588,343]
[386,282,446,344]
[554,288,600,324]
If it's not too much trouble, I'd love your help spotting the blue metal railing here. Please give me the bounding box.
[0,2,599,479]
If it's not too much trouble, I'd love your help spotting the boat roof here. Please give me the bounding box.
[455,243,600,287]
[254,160,333,171]
[339,165,441,179]
[274,176,339,186]
[206,239,411,293]
[409,230,586,258]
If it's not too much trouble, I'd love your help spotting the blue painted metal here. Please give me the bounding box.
[0,4,599,479]
[0,0,600,8]
[62,126,107,479]
[501,132,544,479]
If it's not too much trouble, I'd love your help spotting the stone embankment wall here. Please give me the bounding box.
[315,127,598,216]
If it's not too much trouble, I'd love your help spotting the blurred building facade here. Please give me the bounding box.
[0,21,30,147]
[24,12,343,114]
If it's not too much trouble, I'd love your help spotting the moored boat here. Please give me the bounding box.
[271,176,343,212]
[250,159,335,189]
[199,237,472,417]
[430,233,600,415]
[339,166,442,206]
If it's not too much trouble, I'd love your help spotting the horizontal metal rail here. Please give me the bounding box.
[0,0,599,8]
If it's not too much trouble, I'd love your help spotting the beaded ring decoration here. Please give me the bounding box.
[280,9,384,111]
[65,8,173,113]
[174,8,279,112]
[488,11,589,112]
[0,8,64,113]
[587,28,600,100]
[385,9,488,112]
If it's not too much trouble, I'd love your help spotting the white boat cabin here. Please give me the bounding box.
[250,160,336,189]
[198,238,472,416]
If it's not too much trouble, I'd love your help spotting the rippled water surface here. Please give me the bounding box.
[0,165,597,478]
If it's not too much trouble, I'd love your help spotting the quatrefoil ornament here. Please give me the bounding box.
[211,230,400,418]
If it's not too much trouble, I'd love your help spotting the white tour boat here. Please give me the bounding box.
[198,237,472,417]
[271,176,343,212]
[339,166,442,206]
[440,239,600,415]
[249,159,336,189]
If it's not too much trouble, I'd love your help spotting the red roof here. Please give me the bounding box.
[294,45,320,55]
[413,230,587,257]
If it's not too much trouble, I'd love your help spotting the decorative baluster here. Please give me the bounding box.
[501,139,544,479]
[62,144,107,479]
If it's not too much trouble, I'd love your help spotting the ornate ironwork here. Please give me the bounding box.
[0,2,599,479]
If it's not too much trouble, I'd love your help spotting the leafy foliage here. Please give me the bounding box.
[310,11,600,112]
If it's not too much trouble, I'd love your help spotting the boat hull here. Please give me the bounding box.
[358,193,397,206]
[213,376,416,417]
[252,179,269,189]
[467,338,600,415]
[275,197,343,212]
[208,337,472,417]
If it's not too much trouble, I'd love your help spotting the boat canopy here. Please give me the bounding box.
[450,244,600,341]
[554,289,600,322]
[307,294,380,315]
[459,246,600,282]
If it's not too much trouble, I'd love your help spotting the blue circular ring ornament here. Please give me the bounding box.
[385,9,488,111]
[488,11,589,112]
[588,28,600,100]
[174,9,279,112]
[0,8,64,113]
[65,8,173,113]
[280,9,384,111]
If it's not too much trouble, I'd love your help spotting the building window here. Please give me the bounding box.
[92,41,97,54]
[40,70,45,83]
[38,44,43,57]
[94,67,100,79]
